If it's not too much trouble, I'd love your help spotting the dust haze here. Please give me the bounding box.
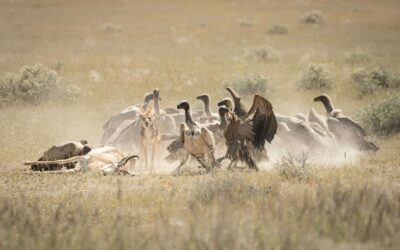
[0,0,400,249]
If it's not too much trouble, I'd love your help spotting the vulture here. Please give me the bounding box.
[196,94,219,123]
[165,105,229,163]
[313,94,379,152]
[30,140,92,171]
[276,114,327,138]
[219,94,277,170]
[101,92,156,144]
[168,101,218,175]
[313,94,342,118]
[152,89,177,134]
[202,105,229,145]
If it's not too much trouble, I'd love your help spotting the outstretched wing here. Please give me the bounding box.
[244,95,277,148]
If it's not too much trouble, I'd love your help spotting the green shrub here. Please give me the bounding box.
[351,67,400,95]
[358,95,400,136]
[0,64,81,107]
[223,74,272,96]
[297,64,333,90]
[268,24,288,35]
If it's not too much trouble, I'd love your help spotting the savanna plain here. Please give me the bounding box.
[0,0,400,249]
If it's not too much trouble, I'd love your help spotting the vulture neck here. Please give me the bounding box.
[320,98,334,114]
[143,94,152,109]
[184,107,196,129]
[153,96,161,116]
[203,99,212,117]
[220,113,227,129]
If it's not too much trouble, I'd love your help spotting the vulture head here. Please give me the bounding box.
[218,105,230,116]
[152,89,161,101]
[82,145,92,155]
[177,100,190,111]
[313,94,334,113]
[217,98,234,112]
[196,94,210,104]
[313,94,331,103]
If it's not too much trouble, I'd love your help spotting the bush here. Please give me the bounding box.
[301,10,323,24]
[351,67,400,95]
[268,24,288,35]
[297,64,333,90]
[244,45,279,62]
[358,95,400,136]
[274,151,312,180]
[0,64,81,107]
[223,74,272,96]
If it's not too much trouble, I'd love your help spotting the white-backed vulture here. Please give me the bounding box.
[313,94,379,152]
[219,95,277,170]
[168,101,218,175]
[196,94,219,123]
[31,140,92,171]
[276,113,328,137]
[24,146,138,176]
[152,89,177,134]
[165,105,228,163]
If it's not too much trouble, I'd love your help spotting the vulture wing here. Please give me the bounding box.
[200,127,216,148]
[336,117,367,137]
[244,95,277,148]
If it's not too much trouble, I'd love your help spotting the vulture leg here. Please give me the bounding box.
[171,152,189,176]
[217,155,227,164]
[141,141,148,169]
[194,156,211,173]
[200,127,218,169]
[242,146,259,171]
[226,160,238,171]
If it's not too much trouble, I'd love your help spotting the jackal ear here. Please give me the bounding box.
[146,105,153,114]
[139,105,145,114]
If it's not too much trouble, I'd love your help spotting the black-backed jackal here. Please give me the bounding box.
[138,105,161,170]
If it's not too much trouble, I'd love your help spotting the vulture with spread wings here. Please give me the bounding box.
[219,94,277,170]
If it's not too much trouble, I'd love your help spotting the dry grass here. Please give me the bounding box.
[1,0,400,249]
